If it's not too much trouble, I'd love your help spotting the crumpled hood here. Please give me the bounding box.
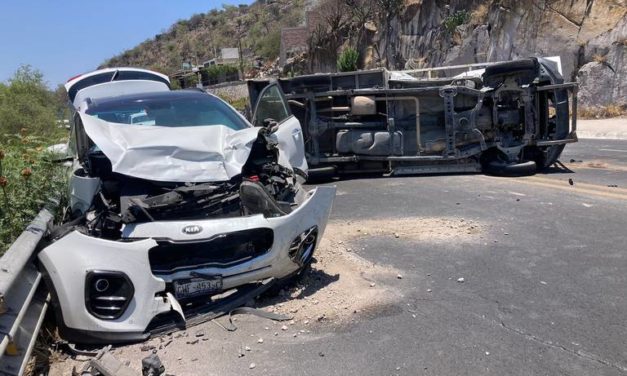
[80,113,264,182]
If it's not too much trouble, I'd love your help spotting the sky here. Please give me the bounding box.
[0,0,253,88]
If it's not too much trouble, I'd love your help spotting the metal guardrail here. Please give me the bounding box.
[0,209,53,376]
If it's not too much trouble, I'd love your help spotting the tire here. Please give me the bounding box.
[306,166,336,183]
[484,160,537,177]
[262,262,312,298]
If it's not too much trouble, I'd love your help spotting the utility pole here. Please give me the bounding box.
[236,19,245,80]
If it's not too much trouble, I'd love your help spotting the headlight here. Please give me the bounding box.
[288,226,318,267]
[85,271,134,320]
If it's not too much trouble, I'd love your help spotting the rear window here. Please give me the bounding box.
[86,93,249,130]
[68,71,170,103]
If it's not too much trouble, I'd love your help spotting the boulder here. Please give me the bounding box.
[577,62,617,107]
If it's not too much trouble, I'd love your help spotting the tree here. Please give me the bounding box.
[0,65,58,142]
[308,0,353,71]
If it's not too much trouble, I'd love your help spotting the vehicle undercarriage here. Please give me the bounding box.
[248,58,578,177]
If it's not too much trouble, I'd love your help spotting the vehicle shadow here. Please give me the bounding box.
[253,257,340,308]
[307,160,577,184]
[537,160,576,175]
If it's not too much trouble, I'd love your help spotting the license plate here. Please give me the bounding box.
[173,277,223,299]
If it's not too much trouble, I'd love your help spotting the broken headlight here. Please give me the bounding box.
[288,226,318,267]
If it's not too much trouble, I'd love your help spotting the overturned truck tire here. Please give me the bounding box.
[484,160,537,177]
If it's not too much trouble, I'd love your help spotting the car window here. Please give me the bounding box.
[67,71,171,103]
[86,94,248,130]
[254,85,290,127]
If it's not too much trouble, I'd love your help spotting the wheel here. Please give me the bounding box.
[263,232,316,298]
[484,160,537,176]
[306,166,336,183]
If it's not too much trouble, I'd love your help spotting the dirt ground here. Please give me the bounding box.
[46,216,486,375]
[258,217,485,324]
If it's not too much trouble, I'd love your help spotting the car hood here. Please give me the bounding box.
[80,113,264,182]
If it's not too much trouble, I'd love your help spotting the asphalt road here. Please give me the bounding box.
[50,138,627,376]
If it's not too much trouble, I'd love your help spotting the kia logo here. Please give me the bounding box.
[182,225,203,235]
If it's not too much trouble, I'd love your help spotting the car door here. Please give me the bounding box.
[252,83,308,175]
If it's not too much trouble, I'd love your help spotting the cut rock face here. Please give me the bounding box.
[577,62,617,107]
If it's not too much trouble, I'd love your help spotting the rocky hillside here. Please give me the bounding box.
[375,0,626,108]
[104,0,625,109]
[303,0,625,108]
[100,0,304,74]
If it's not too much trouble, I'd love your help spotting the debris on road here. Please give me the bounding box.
[457,277,465,283]
[50,216,485,374]
[74,346,139,376]
[141,353,165,376]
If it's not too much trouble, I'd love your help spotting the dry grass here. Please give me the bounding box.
[578,104,626,119]
[24,323,63,376]
[592,54,608,64]
[451,30,463,46]
[471,3,490,25]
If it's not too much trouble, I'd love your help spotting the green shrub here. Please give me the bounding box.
[337,47,359,72]
[0,132,67,254]
[0,66,68,255]
[206,64,239,78]
[201,64,240,85]
[443,10,469,33]
[0,66,62,142]
[258,29,282,59]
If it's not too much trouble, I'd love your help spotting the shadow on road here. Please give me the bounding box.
[539,160,575,175]
[254,257,340,308]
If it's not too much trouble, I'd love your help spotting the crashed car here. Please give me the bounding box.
[39,68,335,344]
[248,57,578,177]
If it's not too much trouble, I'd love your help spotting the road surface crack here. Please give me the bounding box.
[496,319,627,373]
[472,293,627,373]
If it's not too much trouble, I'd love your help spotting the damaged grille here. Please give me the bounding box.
[148,228,274,274]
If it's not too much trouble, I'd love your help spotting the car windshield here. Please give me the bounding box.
[85,92,249,130]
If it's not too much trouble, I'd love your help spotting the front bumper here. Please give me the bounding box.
[38,186,335,343]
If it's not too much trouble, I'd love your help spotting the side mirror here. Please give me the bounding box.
[262,118,279,133]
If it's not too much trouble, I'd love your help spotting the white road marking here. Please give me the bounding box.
[508,191,526,197]
[599,148,627,153]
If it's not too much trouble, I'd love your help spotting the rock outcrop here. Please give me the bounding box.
[368,0,626,108]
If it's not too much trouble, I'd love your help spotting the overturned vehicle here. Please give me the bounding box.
[39,68,335,343]
[249,57,578,177]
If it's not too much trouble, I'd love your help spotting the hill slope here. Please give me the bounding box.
[100,1,304,74]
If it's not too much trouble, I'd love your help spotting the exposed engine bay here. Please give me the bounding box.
[60,127,305,241]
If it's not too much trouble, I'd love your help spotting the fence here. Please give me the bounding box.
[0,209,53,376]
